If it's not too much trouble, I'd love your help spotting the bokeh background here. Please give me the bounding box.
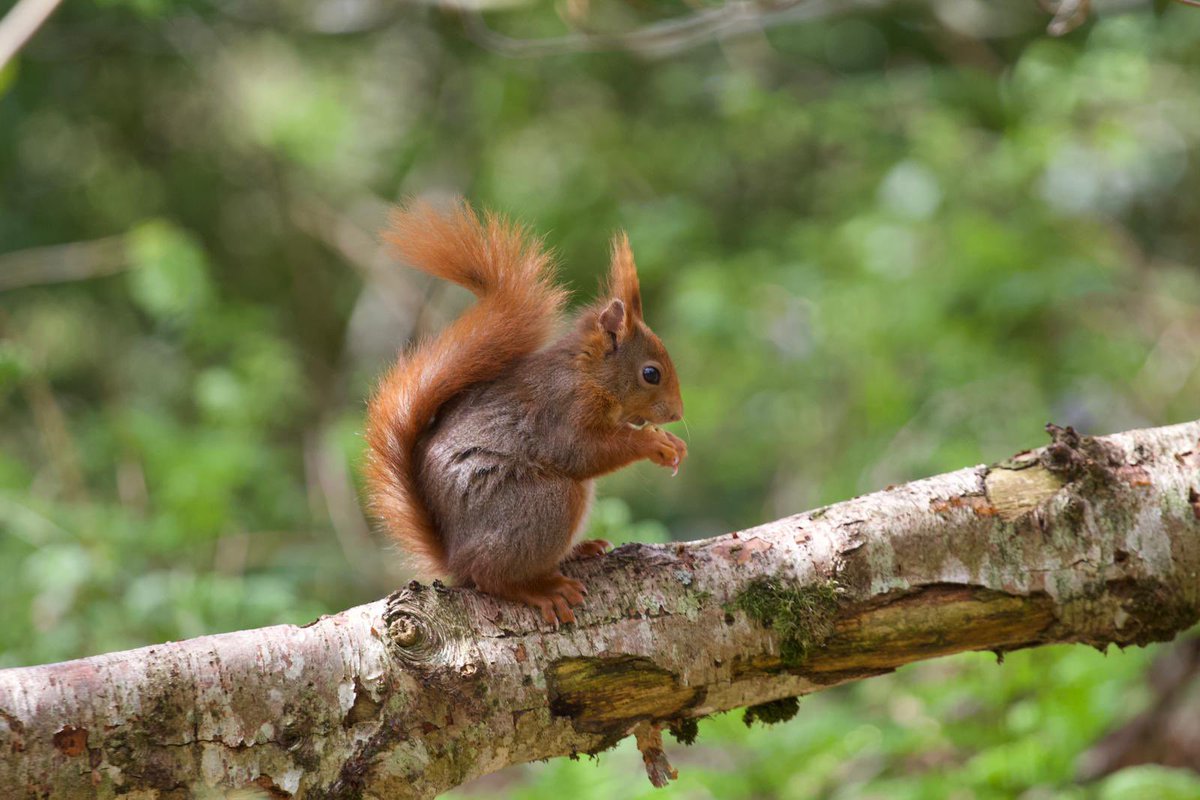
[3,0,1200,796]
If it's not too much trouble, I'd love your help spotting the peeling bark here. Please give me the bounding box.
[2,421,1199,798]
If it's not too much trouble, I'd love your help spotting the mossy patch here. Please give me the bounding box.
[743,696,800,727]
[731,576,842,666]
[666,718,699,746]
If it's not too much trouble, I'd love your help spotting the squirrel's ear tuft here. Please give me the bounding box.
[599,299,626,344]
[607,232,643,322]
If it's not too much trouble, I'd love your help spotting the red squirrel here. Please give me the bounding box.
[365,199,686,625]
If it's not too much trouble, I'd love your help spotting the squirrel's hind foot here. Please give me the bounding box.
[475,572,587,626]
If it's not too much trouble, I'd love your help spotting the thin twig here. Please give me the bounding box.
[24,377,89,504]
[303,421,402,591]
[461,0,886,59]
[0,236,129,292]
[0,0,64,69]
[1039,0,1091,35]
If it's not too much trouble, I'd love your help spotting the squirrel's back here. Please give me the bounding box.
[364,200,566,576]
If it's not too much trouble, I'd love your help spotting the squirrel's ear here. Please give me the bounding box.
[607,232,643,322]
[599,299,626,348]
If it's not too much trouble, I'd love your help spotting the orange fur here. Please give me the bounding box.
[364,200,566,577]
[364,200,684,623]
[606,232,643,321]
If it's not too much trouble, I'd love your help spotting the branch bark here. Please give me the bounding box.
[2,420,1198,798]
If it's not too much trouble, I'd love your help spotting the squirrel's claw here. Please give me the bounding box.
[566,539,611,561]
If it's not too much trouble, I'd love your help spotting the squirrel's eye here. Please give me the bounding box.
[642,365,661,385]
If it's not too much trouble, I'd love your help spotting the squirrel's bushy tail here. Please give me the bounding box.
[365,199,566,577]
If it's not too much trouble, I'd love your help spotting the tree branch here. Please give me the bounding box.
[0,0,63,69]
[0,236,129,292]
[2,420,1198,798]
[460,0,887,59]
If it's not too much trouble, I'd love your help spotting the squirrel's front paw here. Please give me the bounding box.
[566,539,612,560]
[646,427,687,474]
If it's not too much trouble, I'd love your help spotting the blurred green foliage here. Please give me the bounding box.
[460,645,1194,800]
[2,0,1199,796]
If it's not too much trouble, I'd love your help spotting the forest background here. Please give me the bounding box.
[2,0,1200,796]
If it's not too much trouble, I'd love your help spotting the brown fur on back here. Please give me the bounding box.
[364,200,566,576]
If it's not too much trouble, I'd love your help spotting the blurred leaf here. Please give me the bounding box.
[125,220,213,324]
[0,341,30,397]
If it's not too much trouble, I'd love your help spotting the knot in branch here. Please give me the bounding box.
[384,582,470,667]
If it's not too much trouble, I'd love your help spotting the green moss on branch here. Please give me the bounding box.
[732,577,842,666]
[743,697,800,727]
